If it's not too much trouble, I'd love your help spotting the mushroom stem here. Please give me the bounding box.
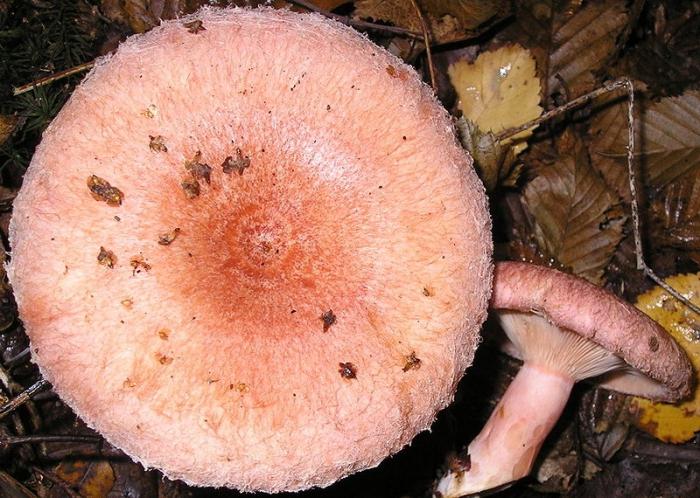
[436,363,574,498]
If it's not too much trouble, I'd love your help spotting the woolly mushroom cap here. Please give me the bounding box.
[8,7,492,492]
[436,261,692,497]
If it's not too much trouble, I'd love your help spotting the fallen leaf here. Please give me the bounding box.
[589,91,700,197]
[586,93,640,201]
[353,0,511,45]
[449,45,542,153]
[0,115,21,147]
[54,460,115,497]
[100,0,273,33]
[521,131,626,284]
[618,3,700,97]
[455,117,520,192]
[449,45,541,191]
[631,273,700,443]
[495,0,632,99]
[649,169,700,261]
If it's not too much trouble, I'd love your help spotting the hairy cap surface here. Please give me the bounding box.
[8,7,492,491]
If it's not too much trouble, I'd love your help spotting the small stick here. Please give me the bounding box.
[0,379,50,420]
[5,346,30,368]
[42,447,126,461]
[495,79,629,142]
[287,0,422,39]
[1,434,103,446]
[408,0,437,92]
[12,61,95,97]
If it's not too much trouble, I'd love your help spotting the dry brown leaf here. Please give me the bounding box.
[618,3,700,97]
[522,132,626,284]
[590,91,700,198]
[449,45,542,154]
[54,460,115,497]
[647,169,700,266]
[101,0,271,33]
[450,45,541,191]
[495,0,631,99]
[353,0,510,45]
[587,94,639,201]
[0,115,20,147]
[456,118,520,192]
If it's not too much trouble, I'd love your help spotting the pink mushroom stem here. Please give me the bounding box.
[436,363,574,497]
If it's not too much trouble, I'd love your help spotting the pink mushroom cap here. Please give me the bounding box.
[492,261,693,401]
[8,7,492,492]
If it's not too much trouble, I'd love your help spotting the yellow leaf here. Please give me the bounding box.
[632,273,700,443]
[448,45,542,156]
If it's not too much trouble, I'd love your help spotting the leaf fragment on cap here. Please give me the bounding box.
[149,135,168,152]
[97,247,117,268]
[183,19,205,34]
[185,151,212,184]
[87,175,124,206]
[158,228,181,246]
[222,148,251,175]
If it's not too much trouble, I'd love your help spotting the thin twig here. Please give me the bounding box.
[495,78,629,142]
[1,434,103,446]
[12,61,95,97]
[6,346,30,368]
[408,0,437,92]
[43,447,126,461]
[287,0,422,39]
[620,78,700,316]
[0,379,50,420]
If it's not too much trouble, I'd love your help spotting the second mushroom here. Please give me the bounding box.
[436,261,693,497]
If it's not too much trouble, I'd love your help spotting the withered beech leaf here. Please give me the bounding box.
[456,118,520,192]
[101,0,237,34]
[632,275,700,444]
[522,133,626,284]
[589,91,700,196]
[619,4,700,98]
[449,44,542,156]
[494,0,630,99]
[649,170,700,255]
[353,0,511,45]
